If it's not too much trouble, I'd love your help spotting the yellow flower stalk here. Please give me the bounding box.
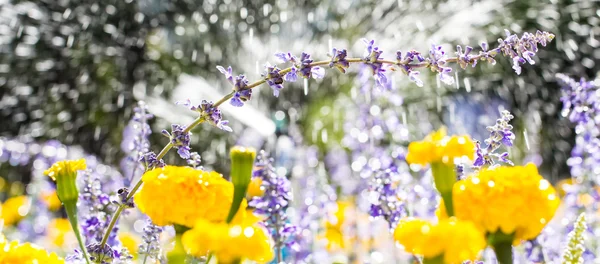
[393,217,486,264]
[405,128,475,216]
[182,215,274,264]
[134,165,236,227]
[0,234,65,263]
[0,195,30,226]
[449,164,560,264]
[44,159,90,264]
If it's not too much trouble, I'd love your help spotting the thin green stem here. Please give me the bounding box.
[64,201,91,264]
[99,205,124,247]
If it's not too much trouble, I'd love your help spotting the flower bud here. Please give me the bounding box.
[44,159,86,203]
[227,146,256,223]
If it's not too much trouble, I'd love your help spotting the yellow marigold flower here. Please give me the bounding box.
[406,128,475,166]
[0,235,64,263]
[44,159,87,202]
[247,177,264,198]
[41,190,62,211]
[1,195,30,226]
[46,218,75,248]
[134,166,236,227]
[452,164,560,243]
[393,217,486,264]
[119,232,140,259]
[182,216,274,263]
[43,159,87,181]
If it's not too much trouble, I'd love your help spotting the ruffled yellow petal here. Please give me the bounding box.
[0,237,64,263]
[134,166,236,227]
[406,128,475,166]
[452,164,560,243]
[394,218,486,264]
[182,216,274,263]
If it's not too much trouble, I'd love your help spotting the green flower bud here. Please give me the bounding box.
[226,146,256,223]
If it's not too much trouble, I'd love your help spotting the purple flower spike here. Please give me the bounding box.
[311,66,325,79]
[230,74,251,107]
[275,52,295,63]
[360,39,389,89]
[408,70,424,87]
[428,44,454,85]
[329,48,350,73]
[497,29,554,75]
[285,67,298,82]
[216,65,233,83]
[297,52,320,79]
[263,63,285,97]
[162,124,192,160]
[479,42,497,65]
[184,100,232,132]
[249,151,298,252]
[456,45,474,69]
[139,151,165,168]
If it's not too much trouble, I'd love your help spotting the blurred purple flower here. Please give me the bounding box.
[249,151,298,254]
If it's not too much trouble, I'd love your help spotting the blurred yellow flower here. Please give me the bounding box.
[322,201,351,251]
[393,217,486,264]
[119,232,140,259]
[247,177,264,198]
[1,195,30,226]
[0,234,64,263]
[435,200,449,220]
[452,164,560,243]
[43,159,86,181]
[46,218,74,248]
[41,190,62,211]
[134,166,236,227]
[405,128,475,166]
[182,215,274,263]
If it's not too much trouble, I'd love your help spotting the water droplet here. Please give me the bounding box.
[304,78,309,95]
[523,129,530,150]
[455,71,459,89]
